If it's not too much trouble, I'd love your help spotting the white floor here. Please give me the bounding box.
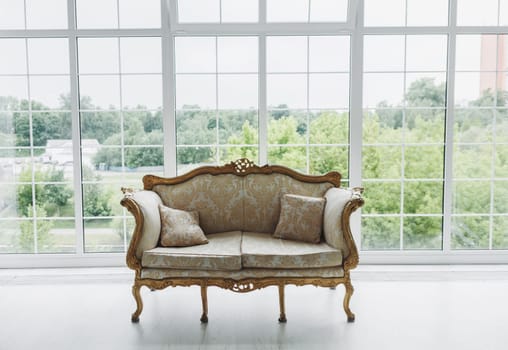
[1,266,508,350]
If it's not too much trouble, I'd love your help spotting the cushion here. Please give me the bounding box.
[273,194,326,243]
[241,232,342,269]
[142,231,242,271]
[159,204,208,247]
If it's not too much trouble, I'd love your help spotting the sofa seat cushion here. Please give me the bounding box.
[241,232,342,269]
[142,231,242,271]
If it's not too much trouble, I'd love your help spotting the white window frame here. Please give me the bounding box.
[1,0,508,267]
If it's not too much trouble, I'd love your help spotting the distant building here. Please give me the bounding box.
[42,139,100,167]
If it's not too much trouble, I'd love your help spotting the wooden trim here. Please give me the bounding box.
[143,158,342,190]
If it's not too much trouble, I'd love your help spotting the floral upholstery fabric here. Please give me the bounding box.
[241,232,342,269]
[158,204,208,247]
[273,194,326,243]
[130,190,163,260]
[140,266,344,280]
[142,231,242,271]
[323,187,353,258]
[243,173,334,233]
[153,174,244,234]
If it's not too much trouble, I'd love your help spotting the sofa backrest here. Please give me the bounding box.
[145,159,341,235]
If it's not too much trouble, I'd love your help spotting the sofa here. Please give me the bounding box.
[121,158,364,323]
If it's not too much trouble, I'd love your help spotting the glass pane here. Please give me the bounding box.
[363,73,404,108]
[456,35,496,71]
[267,36,307,73]
[220,146,258,164]
[454,109,493,143]
[218,75,258,109]
[0,220,23,253]
[405,146,443,179]
[309,0,348,22]
[363,110,404,144]
[404,182,443,214]
[453,181,491,214]
[361,216,400,250]
[309,36,350,72]
[457,0,498,26]
[309,110,349,144]
[79,76,121,110]
[27,38,69,75]
[364,35,405,72]
[78,38,120,74]
[124,147,163,170]
[35,184,74,218]
[362,146,402,179]
[178,0,220,23]
[496,145,508,177]
[119,0,161,28]
[407,0,448,26]
[364,0,405,27]
[0,184,30,218]
[453,145,492,178]
[29,76,70,110]
[81,112,121,144]
[268,146,306,172]
[452,216,489,249]
[84,218,125,253]
[219,110,258,144]
[221,0,258,22]
[120,37,162,74]
[406,36,447,72]
[403,216,442,249]
[0,39,26,74]
[177,146,216,173]
[498,35,508,71]
[0,77,28,107]
[32,111,72,143]
[121,75,162,110]
[267,74,307,109]
[42,219,75,253]
[83,183,121,216]
[309,146,348,175]
[362,182,401,214]
[455,72,497,107]
[493,216,508,249]
[496,109,508,142]
[268,111,306,144]
[175,37,216,73]
[76,0,118,29]
[405,110,445,143]
[0,0,24,29]
[494,181,508,213]
[309,73,349,109]
[267,0,308,22]
[218,37,258,73]
[176,110,216,145]
[176,75,216,109]
[405,74,446,107]
[501,0,508,25]
[26,0,67,29]
[123,111,163,143]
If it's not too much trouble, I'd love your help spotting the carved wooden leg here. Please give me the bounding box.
[278,284,287,323]
[343,280,355,322]
[131,283,143,323]
[200,284,208,323]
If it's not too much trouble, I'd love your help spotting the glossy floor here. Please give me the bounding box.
[1,267,507,350]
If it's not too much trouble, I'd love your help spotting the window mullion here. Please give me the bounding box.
[259,35,268,164]
[442,0,458,253]
[67,0,84,255]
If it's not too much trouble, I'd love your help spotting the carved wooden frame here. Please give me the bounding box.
[121,159,364,324]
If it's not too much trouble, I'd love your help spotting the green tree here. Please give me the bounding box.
[82,166,112,217]
[18,205,54,253]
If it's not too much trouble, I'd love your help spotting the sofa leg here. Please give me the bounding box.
[200,284,208,323]
[278,284,287,323]
[131,283,143,323]
[343,280,355,322]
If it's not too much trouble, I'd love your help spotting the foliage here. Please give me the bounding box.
[82,166,112,217]
[18,205,54,253]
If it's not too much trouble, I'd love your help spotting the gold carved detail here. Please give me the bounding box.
[232,158,255,173]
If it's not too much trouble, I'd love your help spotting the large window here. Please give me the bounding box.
[1,0,507,264]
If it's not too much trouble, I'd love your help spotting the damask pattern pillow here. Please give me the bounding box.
[159,204,208,247]
[273,194,326,244]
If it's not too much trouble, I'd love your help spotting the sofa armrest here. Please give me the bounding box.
[120,188,163,271]
[323,187,364,271]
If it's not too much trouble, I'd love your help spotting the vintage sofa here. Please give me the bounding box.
[121,158,364,323]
